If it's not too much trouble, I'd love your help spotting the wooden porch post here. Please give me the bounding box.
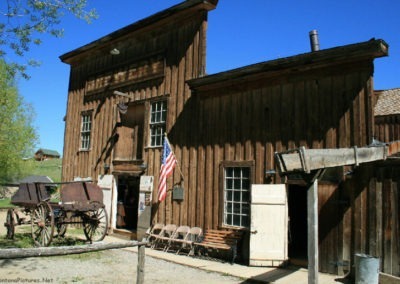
[308,179,319,284]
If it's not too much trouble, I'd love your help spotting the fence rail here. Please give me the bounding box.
[0,241,147,284]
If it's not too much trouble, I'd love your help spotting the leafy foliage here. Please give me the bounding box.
[0,60,38,183]
[1,0,97,78]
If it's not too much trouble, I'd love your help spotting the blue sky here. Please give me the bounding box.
[14,0,400,156]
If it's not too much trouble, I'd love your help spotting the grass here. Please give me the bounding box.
[0,232,34,248]
[19,158,62,182]
[0,227,89,249]
[0,198,14,208]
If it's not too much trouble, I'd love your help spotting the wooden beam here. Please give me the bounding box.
[308,179,319,284]
[137,245,145,284]
[276,146,388,173]
[0,241,146,259]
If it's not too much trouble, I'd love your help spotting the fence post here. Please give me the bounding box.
[136,244,145,284]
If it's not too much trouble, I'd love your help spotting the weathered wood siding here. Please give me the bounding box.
[165,60,375,272]
[375,114,400,142]
[62,11,209,187]
[61,3,392,275]
[340,161,400,276]
[166,60,374,223]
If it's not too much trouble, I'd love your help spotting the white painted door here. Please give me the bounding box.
[249,184,288,266]
[137,176,154,241]
[97,175,114,230]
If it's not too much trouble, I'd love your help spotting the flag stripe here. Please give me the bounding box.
[158,137,177,202]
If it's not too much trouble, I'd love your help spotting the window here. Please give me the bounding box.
[223,166,251,228]
[80,112,92,150]
[149,100,167,147]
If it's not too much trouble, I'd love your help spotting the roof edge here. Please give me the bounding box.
[60,0,218,63]
[188,39,388,90]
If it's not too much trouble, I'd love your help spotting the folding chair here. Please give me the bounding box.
[146,223,164,247]
[165,225,190,253]
[152,224,177,250]
[167,226,203,255]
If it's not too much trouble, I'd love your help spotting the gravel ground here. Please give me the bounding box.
[0,249,243,283]
[0,210,243,284]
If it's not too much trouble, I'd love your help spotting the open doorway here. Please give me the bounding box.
[288,185,308,266]
[116,175,139,231]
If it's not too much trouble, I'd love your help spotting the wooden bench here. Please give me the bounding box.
[194,229,243,263]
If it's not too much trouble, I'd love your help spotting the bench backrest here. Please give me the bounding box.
[203,229,243,245]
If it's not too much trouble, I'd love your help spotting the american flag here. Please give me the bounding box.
[158,137,177,202]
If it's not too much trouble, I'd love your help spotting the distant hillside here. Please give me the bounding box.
[19,159,62,183]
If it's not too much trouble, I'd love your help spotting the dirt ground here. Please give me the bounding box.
[0,209,244,283]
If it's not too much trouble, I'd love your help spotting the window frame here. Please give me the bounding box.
[80,111,93,151]
[149,99,167,147]
[219,161,255,230]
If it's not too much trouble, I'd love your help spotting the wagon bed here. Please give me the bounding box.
[5,181,108,247]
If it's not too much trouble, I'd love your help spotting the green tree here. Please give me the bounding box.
[1,0,97,78]
[0,60,37,183]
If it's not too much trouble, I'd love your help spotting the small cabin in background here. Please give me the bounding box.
[34,148,61,161]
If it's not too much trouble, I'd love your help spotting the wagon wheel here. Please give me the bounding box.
[83,206,108,243]
[31,202,54,246]
[5,209,15,239]
[54,210,67,238]
[55,223,67,238]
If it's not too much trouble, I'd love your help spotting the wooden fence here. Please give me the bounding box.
[0,241,147,284]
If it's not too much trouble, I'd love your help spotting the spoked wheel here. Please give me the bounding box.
[5,209,15,239]
[83,206,108,243]
[55,223,67,238]
[54,210,67,238]
[31,202,54,246]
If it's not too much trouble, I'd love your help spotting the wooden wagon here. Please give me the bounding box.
[4,182,108,247]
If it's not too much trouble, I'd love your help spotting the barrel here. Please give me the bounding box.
[355,253,379,284]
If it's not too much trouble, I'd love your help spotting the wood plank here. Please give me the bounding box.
[188,147,197,226]
[308,179,319,284]
[375,175,383,263]
[390,179,399,275]
[277,146,387,173]
[368,176,377,256]
[205,144,213,228]
[0,241,146,259]
[197,146,205,228]
[383,178,392,273]
[294,81,305,148]
[213,144,221,228]
[360,171,367,253]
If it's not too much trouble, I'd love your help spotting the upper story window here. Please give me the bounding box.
[223,166,251,228]
[80,112,92,150]
[150,100,167,147]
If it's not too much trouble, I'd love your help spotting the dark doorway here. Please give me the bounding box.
[116,175,139,231]
[288,185,308,266]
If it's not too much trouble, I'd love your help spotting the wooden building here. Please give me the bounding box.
[60,0,399,277]
[374,87,400,142]
[34,148,61,161]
